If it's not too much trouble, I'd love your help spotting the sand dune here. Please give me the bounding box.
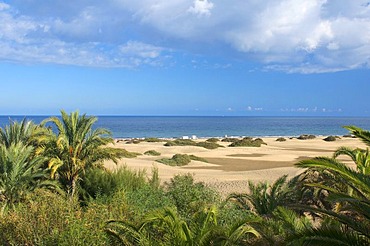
[105,137,365,196]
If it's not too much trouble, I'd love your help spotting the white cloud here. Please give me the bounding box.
[1,0,370,72]
[188,0,214,17]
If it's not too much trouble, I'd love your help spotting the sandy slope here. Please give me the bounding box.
[105,137,365,196]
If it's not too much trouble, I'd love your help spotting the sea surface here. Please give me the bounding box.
[1,116,370,139]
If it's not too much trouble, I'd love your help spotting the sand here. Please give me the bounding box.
[104,136,365,196]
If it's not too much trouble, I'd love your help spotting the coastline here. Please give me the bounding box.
[105,136,365,197]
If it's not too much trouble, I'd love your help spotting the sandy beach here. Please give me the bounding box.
[105,136,365,196]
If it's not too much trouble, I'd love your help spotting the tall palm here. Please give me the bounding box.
[42,110,125,197]
[0,119,49,150]
[0,143,55,214]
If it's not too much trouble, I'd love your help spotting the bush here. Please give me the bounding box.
[229,137,267,147]
[79,166,147,200]
[206,138,220,143]
[144,150,161,156]
[143,137,164,142]
[297,134,316,140]
[195,141,222,149]
[164,139,196,147]
[165,174,219,218]
[221,137,239,142]
[323,136,337,142]
[0,189,108,245]
[156,154,191,166]
[189,155,208,163]
[276,137,287,142]
[121,149,141,158]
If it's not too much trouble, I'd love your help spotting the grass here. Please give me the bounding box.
[206,138,220,143]
[143,138,165,142]
[297,134,316,140]
[276,137,287,142]
[157,154,191,166]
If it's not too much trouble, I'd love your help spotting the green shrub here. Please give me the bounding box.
[189,155,208,163]
[164,139,197,146]
[229,137,267,147]
[221,137,239,143]
[195,141,222,149]
[144,150,161,156]
[79,166,147,200]
[164,174,219,218]
[157,154,191,166]
[323,136,337,142]
[143,137,164,142]
[297,134,316,140]
[206,137,220,143]
[0,189,109,245]
[276,137,287,142]
[121,149,141,158]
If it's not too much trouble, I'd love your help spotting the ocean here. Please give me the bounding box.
[1,116,370,139]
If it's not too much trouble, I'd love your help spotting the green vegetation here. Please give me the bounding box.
[164,139,222,149]
[144,149,161,156]
[229,137,267,147]
[276,137,287,142]
[297,134,316,140]
[323,135,337,141]
[0,112,369,245]
[157,154,208,166]
[206,137,220,143]
[221,137,239,143]
[143,137,164,142]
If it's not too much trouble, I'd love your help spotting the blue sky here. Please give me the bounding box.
[0,0,369,116]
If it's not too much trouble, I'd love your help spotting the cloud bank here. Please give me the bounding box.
[1,0,369,72]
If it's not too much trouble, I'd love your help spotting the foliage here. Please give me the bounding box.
[227,175,296,217]
[189,154,208,163]
[229,137,267,147]
[334,146,370,175]
[221,137,239,143]
[0,143,58,214]
[165,174,219,218]
[143,137,164,142]
[164,139,222,149]
[121,149,141,158]
[206,137,220,143]
[79,166,147,200]
[144,150,161,156]
[323,135,337,141]
[297,134,316,140]
[42,110,126,197]
[276,137,286,142]
[195,141,223,149]
[157,154,192,166]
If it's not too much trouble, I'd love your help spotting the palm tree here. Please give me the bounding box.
[227,175,295,217]
[0,118,49,150]
[334,147,370,175]
[0,143,55,214]
[42,110,125,197]
[106,206,260,245]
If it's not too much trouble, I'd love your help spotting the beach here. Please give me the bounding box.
[105,136,366,196]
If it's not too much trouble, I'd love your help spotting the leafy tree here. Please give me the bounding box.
[42,110,125,197]
[334,146,370,175]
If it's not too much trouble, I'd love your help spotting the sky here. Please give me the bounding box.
[0,0,369,116]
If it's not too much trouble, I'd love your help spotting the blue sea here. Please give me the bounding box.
[0,116,370,139]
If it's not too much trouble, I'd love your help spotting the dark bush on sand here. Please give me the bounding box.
[206,137,220,143]
[195,141,222,149]
[297,134,316,140]
[164,139,196,146]
[143,137,164,142]
[229,137,267,147]
[157,154,192,166]
[144,150,161,156]
[276,137,287,142]
[221,137,239,143]
[323,136,337,142]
